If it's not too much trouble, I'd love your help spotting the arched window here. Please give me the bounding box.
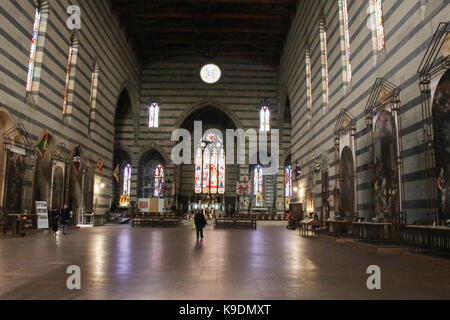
[305,45,312,126]
[195,131,225,194]
[123,164,131,196]
[319,18,329,111]
[253,165,263,196]
[149,102,159,128]
[285,165,292,198]
[63,34,79,115]
[339,0,352,85]
[88,63,99,134]
[260,106,270,131]
[26,6,41,92]
[370,0,385,52]
[153,165,164,197]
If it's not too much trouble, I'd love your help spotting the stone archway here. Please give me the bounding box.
[373,110,400,221]
[172,100,244,132]
[432,69,450,221]
[0,109,14,210]
[340,146,355,217]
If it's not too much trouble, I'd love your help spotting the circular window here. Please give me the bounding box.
[200,64,221,84]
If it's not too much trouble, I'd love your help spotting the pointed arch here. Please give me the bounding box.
[172,100,244,131]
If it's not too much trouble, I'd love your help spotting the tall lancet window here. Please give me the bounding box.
[319,18,329,111]
[88,63,99,133]
[123,164,132,196]
[63,34,79,115]
[285,165,293,198]
[305,45,312,126]
[253,165,263,196]
[339,0,352,85]
[260,106,271,131]
[370,0,385,52]
[148,101,160,128]
[153,165,164,197]
[26,7,41,92]
[195,131,226,194]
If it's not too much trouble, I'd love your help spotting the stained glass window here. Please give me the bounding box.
[320,18,329,109]
[149,102,159,128]
[253,165,263,196]
[195,131,225,194]
[153,165,164,197]
[260,106,270,131]
[339,0,352,83]
[370,0,385,52]
[195,147,203,194]
[27,7,41,92]
[123,164,131,196]
[285,166,292,198]
[88,63,99,133]
[200,64,221,84]
[305,46,312,124]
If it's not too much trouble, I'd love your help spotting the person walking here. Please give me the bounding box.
[50,208,60,236]
[194,210,207,240]
[60,204,71,235]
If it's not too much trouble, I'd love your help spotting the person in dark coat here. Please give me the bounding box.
[194,211,207,240]
[60,205,71,235]
[50,208,60,236]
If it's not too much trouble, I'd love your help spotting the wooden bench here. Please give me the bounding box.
[215,218,257,230]
[131,216,182,227]
[299,219,322,238]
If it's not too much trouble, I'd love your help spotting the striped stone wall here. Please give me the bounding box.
[279,0,449,223]
[138,56,290,213]
[0,0,140,215]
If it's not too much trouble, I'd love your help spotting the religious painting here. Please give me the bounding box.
[373,110,400,220]
[322,169,330,220]
[340,147,355,217]
[52,166,64,210]
[4,151,25,212]
[433,69,450,220]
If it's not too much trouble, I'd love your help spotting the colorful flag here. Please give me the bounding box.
[96,159,103,172]
[73,145,81,170]
[295,162,302,180]
[113,163,120,183]
[35,129,49,159]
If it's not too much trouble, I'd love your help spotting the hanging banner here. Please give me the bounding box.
[138,198,150,213]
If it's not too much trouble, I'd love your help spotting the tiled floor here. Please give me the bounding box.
[0,225,449,300]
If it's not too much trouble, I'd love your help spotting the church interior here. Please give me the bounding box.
[0,0,449,301]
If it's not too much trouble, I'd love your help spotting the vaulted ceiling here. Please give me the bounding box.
[110,0,299,65]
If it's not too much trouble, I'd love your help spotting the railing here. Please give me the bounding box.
[77,213,107,227]
[326,220,354,236]
[400,225,450,255]
[353,222,400,243]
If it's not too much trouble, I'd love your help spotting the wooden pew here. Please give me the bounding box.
[214,217,257,230]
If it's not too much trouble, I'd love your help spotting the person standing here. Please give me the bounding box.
[194,210,207,240]
[50,208,60,236]
[60,205,71,235]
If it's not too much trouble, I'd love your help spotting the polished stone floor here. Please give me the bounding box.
[0,225,449,300]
